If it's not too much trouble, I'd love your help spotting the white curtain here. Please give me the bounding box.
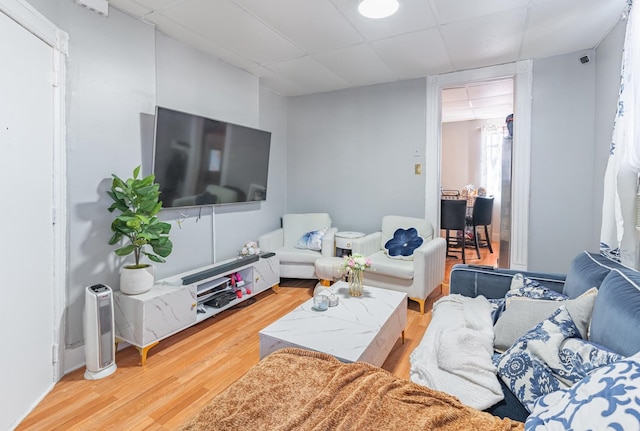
[480,125,504,197]
[600,0,640,268]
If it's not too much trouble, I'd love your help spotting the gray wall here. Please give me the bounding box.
[286,45,624,274]
[287,79,427,233]
[25,2,288,357]
[19,0,627,380]
[528,49,598,272]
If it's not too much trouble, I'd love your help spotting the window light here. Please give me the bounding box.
[358,0,399,19]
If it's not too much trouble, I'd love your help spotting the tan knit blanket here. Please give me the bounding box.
[181,348,523,431]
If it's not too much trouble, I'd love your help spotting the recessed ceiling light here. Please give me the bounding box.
[358,0,399,19]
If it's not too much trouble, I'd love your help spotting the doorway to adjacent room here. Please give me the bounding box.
[440,78,513,267]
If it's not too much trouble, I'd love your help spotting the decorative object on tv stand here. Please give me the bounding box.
[342,254,372,297]
[239,240,260,257]
[107,165,173,295]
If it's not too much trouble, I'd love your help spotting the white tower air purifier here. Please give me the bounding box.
[84,284,117,380]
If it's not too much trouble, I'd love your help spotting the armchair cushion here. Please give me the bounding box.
[350,215,445,310]
[275,247,327,264]
[384,227,424,260]
[295,228,327,251]
[259,213,336,280]
[368,250,415,280]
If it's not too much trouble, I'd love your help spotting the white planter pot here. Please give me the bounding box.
[120,264,155,295]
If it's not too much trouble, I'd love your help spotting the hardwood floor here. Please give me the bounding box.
[18,243,497,430]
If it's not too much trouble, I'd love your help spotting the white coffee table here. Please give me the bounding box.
[259,282,407,366]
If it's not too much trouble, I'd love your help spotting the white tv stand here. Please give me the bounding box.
[113,254,279,365]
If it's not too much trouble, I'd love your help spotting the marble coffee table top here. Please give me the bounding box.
[259,281,407,366]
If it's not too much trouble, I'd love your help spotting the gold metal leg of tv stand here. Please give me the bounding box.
[115,338,159,366]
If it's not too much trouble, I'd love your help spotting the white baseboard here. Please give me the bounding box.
[63,345,86,374]
[64,341,131,375]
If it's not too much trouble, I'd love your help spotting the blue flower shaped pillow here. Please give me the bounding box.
[384,228,424,260]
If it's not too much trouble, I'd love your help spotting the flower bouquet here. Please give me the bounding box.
[342,254,372,297]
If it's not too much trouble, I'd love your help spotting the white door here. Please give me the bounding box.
[0,7,57,430]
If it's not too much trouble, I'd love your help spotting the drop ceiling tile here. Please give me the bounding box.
[441,8,527,70]
[315,44,397,86]
[443,100,472,111]
[467,79,513,99]
[442,87,469,103]
[253,66,305,96]
[129,0,184,11]
[232,0,363,53]
[148,14,261,73]
[331,0,437,41]
[470,94,513,109]
[265,56,351,95]
[109,0,153,16]
[473,104,513,119]
[431,0,528,25]
[443,109,475,123]
[155,0,305,65]
[521,0,627,59]
[372,28,452,79]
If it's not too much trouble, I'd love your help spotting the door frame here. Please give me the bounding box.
[425,61,532,270]
[1,0,68,380]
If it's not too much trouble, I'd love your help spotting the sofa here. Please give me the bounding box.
[350,215,446,314]
[258,213,337,279]
[441,251,640,426]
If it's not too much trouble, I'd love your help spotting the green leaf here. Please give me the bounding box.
[145,253,165,263]
[151,239,172,257]
[108,232,122,245]
[114,244,135,256]
[107,166,172,265]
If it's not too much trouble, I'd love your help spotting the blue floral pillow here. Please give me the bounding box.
[507,274,567,301]
[295,228,326,251]
[555,338,623,386]
[384,228,424,260]
[526,352,640,431]
[496,306,580,412]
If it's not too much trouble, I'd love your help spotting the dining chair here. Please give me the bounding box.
[467,196,494,259]
[440,199,468,263]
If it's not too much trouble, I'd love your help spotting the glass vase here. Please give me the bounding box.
[348,269,364,297]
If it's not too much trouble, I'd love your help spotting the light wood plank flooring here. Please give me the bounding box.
[18,243,497,430]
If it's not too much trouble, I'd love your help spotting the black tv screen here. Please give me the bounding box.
[152,106,271,208]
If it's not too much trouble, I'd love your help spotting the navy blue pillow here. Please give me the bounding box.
[384,228,423,260]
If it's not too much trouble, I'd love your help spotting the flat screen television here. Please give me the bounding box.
[152,106,271,208]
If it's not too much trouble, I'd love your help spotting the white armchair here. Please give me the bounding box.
[259,213,337,279]
[351,215,446,314]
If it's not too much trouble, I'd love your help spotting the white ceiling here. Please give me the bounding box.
[107,0,626,121]
[442,78,513,123]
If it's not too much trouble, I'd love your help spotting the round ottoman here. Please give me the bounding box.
[314,257,345,286]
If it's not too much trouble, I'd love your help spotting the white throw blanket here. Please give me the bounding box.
[409,294,504,410]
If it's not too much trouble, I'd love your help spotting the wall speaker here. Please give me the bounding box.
[580,55,590,64]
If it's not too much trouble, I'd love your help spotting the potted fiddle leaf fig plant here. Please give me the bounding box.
[107,166,173,295]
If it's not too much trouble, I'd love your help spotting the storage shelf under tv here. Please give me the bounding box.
[113,254,279,365]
